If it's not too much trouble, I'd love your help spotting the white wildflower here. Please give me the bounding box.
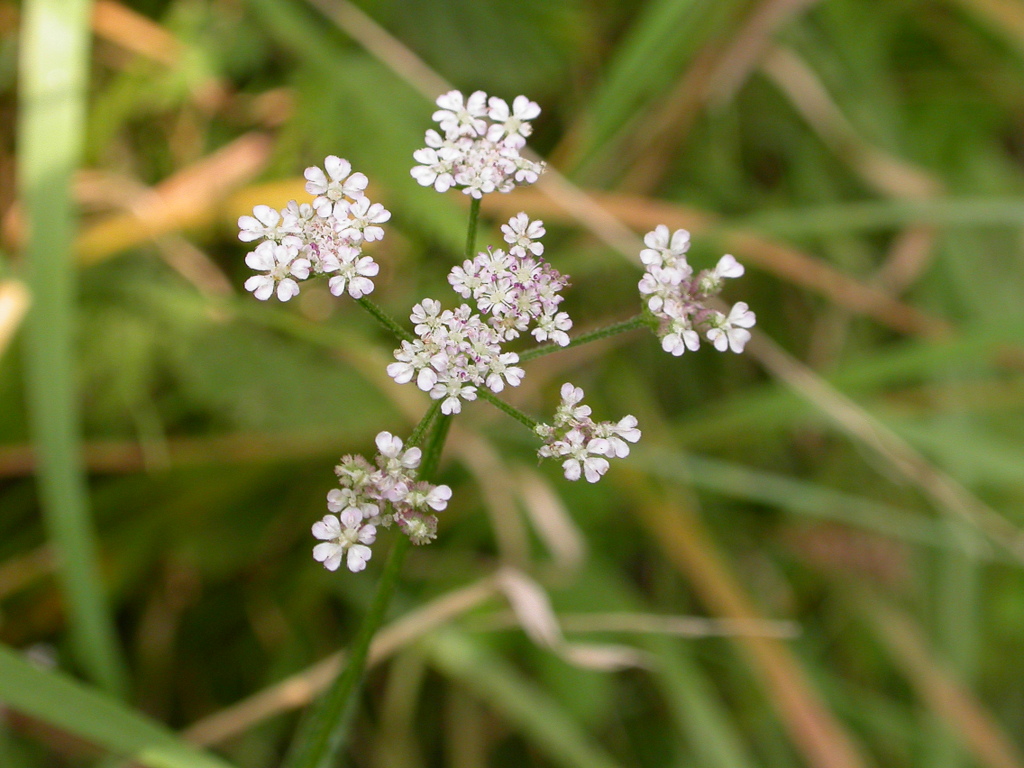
[312,509,377,573]
[243,241,309,301]
[536,383,639,483]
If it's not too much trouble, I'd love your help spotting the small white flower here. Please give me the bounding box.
[328,250,379,299]
[639,225,690,266]
[706,302,756,353]
[661,327,701,356]
[433,90,489,137]
[484,352,524,393]
[406,482,453,513]
[410,299,443,335]
[238,205,289,242]
[304,156,368,212]
[598,415,641,458]
[336,196,391,243]
[532,311,572,346]
[425,484,452,511]
[431,380,476,414]
[411,146,458,192]
[487,95,540,147]
[312,510,377,573]
[244,241,309,301]
[501,212,545,257]
[375,431,422,471]
[712,254,744,279]
[699,253,745,294]
[560,430,610,484]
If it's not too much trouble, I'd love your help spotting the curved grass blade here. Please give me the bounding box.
[0,644,235,768]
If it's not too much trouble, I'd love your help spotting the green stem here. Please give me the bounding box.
[518,315,650,363]
[356,296,414,343]
[282,536,411,768]
[406,400,442,449]
[477,390,539,431]
[465,197,481,259]
[419,413,452,478]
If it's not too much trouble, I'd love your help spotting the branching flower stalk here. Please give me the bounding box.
[240,89,757,768]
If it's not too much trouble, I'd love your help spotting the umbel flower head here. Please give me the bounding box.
[638,225,756,355]
[313,431,453,573]
[536,384,641,483]
[411,90,546,198]
[387,213,572,414]
[239,157,390,302]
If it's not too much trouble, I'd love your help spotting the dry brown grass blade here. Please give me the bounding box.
[182,577,498,746]
[76,170,234,295]
[455,434,531,566]
[761,47,942,200]
[513,467,587,575]
[874,226,939,296]
[75,133,273,264]
[859,595,1024,768]
[627,484,869,768]
[471,610,800,639]
[92,0,182,65]
[0,279,30,361]
[482,189,950,338]
[709,0,825,105]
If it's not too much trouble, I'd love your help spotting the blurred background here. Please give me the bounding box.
[2,0,1024,766]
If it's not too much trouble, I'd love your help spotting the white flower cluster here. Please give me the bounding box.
[239,156,390,302]
[535,384,640,483]
[387,301,525,415]
[387,213,572,414]
[411,90,546,198]
[451,213,572,345]
[638,225,756,355]
[312,431,453,572]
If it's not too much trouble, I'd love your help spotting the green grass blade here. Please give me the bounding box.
[728,197,1024,237]
[632,449,987,557]
[426,630,622,768]
[16,0,128,695]
[0,644,236,768]
[649,637,760,768]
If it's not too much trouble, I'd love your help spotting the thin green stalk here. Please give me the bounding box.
[355,296,414,342]
[419,413,451,478]
[17,0,127,696]
[465,197,481,259]
[477,390,539,431]
[406,400,442,448]
[518,315,650,362]
[282,535,412,768]
[283,418,453,768]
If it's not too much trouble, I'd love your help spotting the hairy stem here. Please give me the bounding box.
[356,296,414,343]
[519,315,650,363]
[477,390,540,431]
[407,399,442,448]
